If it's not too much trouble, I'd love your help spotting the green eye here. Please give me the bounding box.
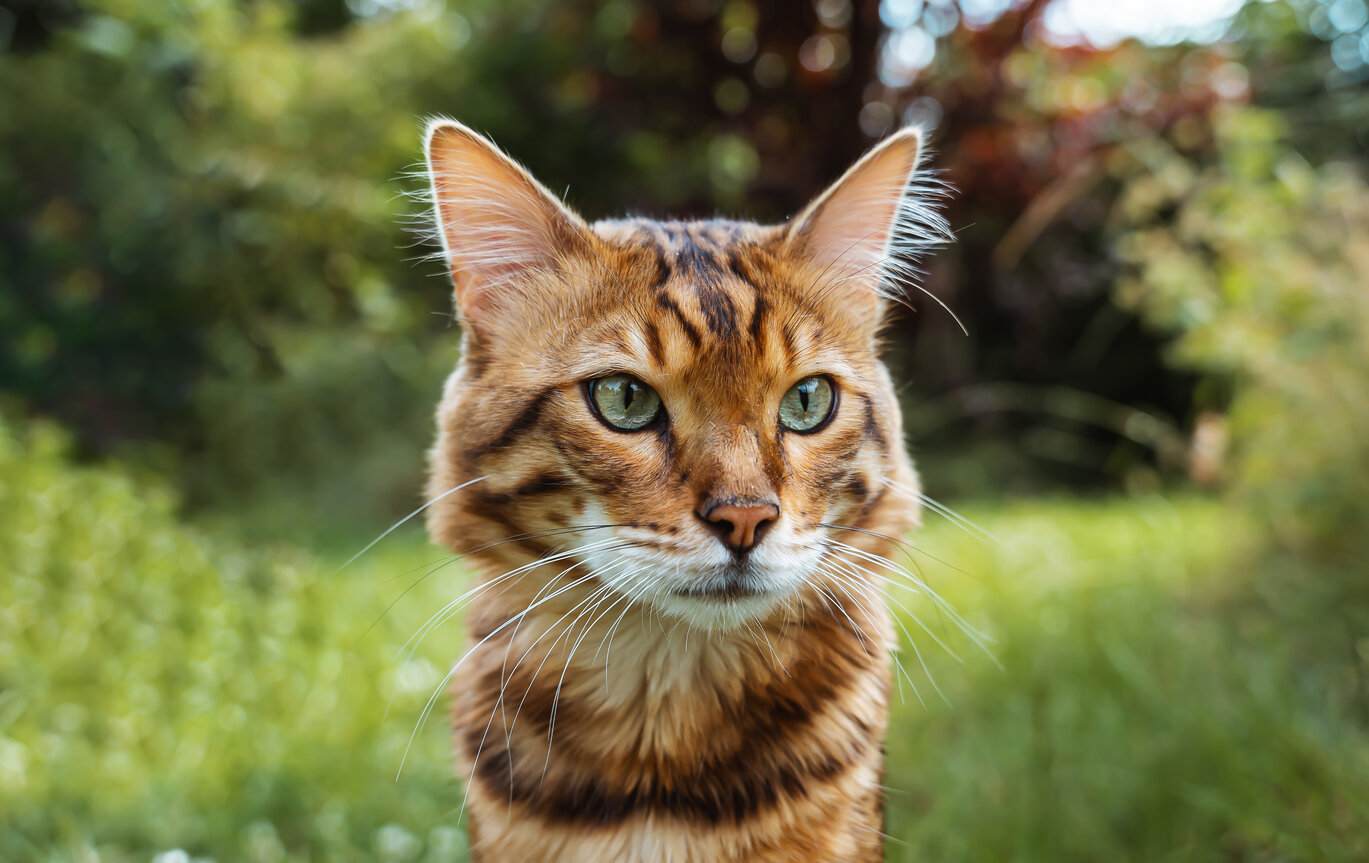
[588,374,663,431]
[779,376,836,433]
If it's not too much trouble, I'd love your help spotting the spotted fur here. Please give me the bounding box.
[422,119,942,862]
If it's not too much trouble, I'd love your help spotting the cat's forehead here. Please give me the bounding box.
[594,217,770,253]
[594,217,776,323]
[570,217,862,388]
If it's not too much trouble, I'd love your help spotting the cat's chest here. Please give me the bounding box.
[455,599,889,862]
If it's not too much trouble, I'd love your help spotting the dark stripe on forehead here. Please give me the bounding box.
[696,286,738,340]
[657,293,702,347]
[674,234,723,279]
[643,318,665,367]
[634,226,671,290]
[726,248,757,287]
[748,294,768,345]
[780,320,799,365]
[676,234,738,340]
[729,251,768,345]
[634,224,703,346]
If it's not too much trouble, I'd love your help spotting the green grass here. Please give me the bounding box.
[3,422,1367,861]
[882,501,1369,860]
[0,425,469,862]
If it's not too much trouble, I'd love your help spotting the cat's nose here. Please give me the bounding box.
[698,501,780,553]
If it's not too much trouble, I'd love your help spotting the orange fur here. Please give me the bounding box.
[423,120,936,862]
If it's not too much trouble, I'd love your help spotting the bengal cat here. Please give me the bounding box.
[421,118,948,862]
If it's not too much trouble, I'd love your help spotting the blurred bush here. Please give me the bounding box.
[1111,105,1369,561]
[891,0,1369,494]
[0,417,469,861]
[0,0,463,524]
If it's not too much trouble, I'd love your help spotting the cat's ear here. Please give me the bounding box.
[784,127,950,319]
[424,119,592,330]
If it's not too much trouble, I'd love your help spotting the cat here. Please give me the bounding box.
[422,117,946,862]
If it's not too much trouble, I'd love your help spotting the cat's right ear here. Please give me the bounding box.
[424,119,592,332]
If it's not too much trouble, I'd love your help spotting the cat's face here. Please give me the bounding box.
[424,121,942,629]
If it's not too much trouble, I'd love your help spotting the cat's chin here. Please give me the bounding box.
[650,588,789,631]
[634,559,798,629]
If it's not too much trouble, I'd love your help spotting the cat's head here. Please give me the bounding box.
[423,119,945,629]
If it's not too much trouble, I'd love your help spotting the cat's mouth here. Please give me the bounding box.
[672,581,767,601]
[653,562,793,630]
[670,562,773,601]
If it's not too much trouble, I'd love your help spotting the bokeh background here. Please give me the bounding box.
[3,0,1368,859]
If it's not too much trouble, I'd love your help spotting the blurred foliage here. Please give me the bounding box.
[889,0,1369,493]
[0,0,468,524]
[1111,105,1369,559]
[1237,0,1369,160]
[0,418,470,861]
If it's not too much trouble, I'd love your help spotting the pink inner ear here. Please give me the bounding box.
[426,121,588,324]
[450,224,538,301]
[792,132,924,293]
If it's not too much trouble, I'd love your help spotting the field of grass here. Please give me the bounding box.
[3,422,1367,861]
[882,502,1369,860]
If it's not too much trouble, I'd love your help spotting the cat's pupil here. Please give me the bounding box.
[799,387,810,413]
[624,385,635,410]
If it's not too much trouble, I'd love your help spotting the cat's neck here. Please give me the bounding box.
[461,558,890,728]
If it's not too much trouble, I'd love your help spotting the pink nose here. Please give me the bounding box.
[699,502,780,552]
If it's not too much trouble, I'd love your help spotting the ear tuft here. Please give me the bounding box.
[785,127,956,328]
[424,118,591,327]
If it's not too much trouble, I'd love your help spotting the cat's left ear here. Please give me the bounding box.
[425,118,593,336]
[784,127,950,321]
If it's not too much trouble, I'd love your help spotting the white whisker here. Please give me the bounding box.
[882,478,998,544]
[822,559,937,705]
[339,475,488,572]
[827,538,998,667]
[397,565,611,780]
[401,537,631,659]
